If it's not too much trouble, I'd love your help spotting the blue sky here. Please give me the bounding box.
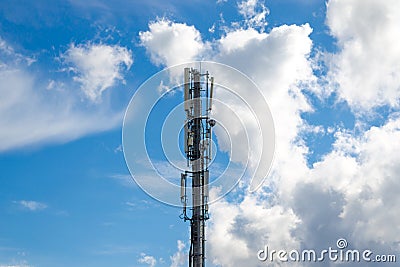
[1,0,400,266]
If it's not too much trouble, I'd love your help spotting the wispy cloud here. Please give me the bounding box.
[0,37,35,66]
[0,37,125,152]
[14,200,48,211]
[94,245,137,255]
[108,174,136,188]
[0,264,31,267]
[138,253,157,267]
[113,144,123,153]
[125,199,157,211]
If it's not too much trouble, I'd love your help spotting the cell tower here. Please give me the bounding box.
[180,67,215,267]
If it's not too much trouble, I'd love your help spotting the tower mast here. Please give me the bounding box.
[181,67,215,267]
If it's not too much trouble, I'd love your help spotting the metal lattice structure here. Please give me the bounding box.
[180,67,215,267]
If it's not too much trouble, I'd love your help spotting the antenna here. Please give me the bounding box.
[184,67,191,112]
[181,67,215,267]
[209,77,214,112]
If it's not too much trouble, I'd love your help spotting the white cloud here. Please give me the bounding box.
[139,19,206,67]
[64,42,133,102]
[326,0,400,110]
[138,253,157,267]
[169,240,185,267]
[208,191,300,266]
[15,200,47,211]
[0,38,125,152]
[214,23,314,174]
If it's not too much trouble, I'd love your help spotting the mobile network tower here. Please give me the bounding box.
[180,67,215,267]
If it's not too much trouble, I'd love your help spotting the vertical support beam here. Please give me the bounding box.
[184,67,191,112]
[191,69,204,267]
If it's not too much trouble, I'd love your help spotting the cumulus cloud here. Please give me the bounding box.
[15,200,47,211]
[139,19,206,67]
[313,116,400,246]
[0,38,125,152]
[208,191,300,266]
[213,22,314,182]
[138,253,157,267]
[269,115,400,264]
[64,43,133,102]
[326,0,400,110]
